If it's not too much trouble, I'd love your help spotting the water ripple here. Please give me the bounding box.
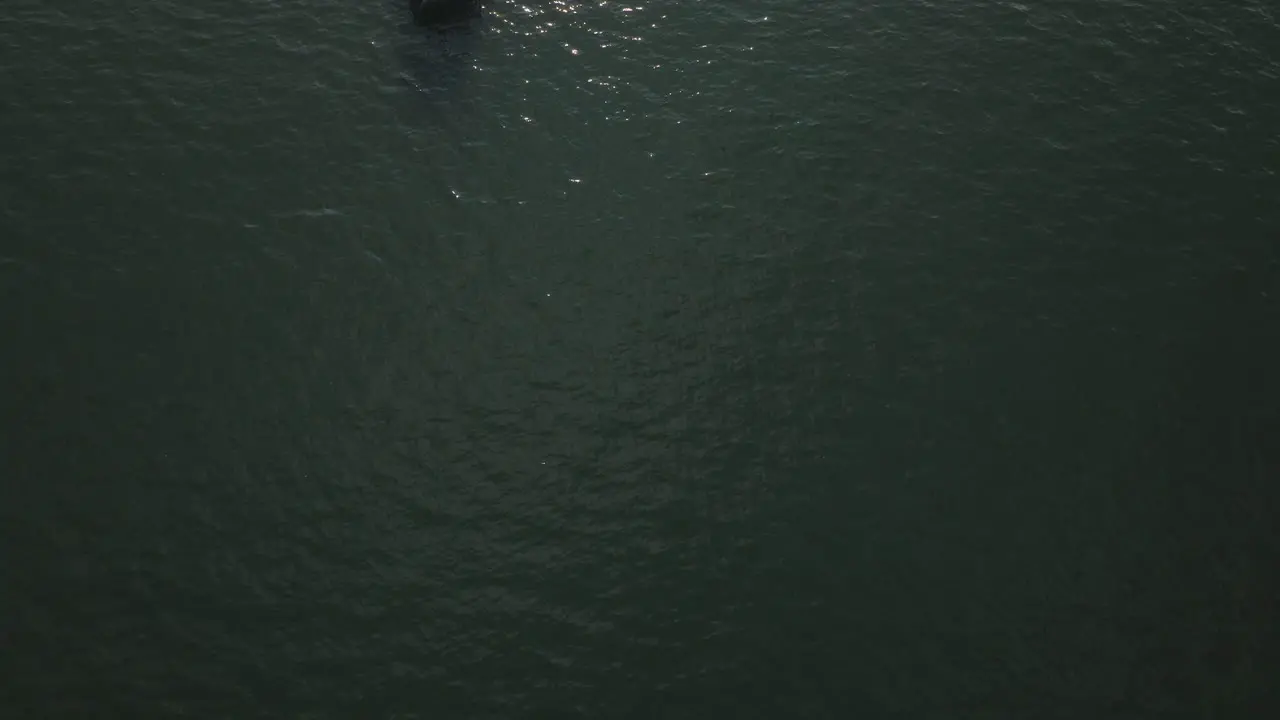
[4,1,1279,718]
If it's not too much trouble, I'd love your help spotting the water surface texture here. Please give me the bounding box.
[3,1,1279,718]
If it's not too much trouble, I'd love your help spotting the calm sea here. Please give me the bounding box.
[2,1,1278,717]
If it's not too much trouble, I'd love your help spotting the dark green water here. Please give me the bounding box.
[2,1,1278,717]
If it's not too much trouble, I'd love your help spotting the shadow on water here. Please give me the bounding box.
[387,1,484,99]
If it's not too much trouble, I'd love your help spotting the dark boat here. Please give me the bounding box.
[409,0,481,26]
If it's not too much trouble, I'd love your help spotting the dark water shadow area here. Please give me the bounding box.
[382,2,484,98]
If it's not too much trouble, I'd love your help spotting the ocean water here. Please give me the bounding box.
[2,1,1278,717]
